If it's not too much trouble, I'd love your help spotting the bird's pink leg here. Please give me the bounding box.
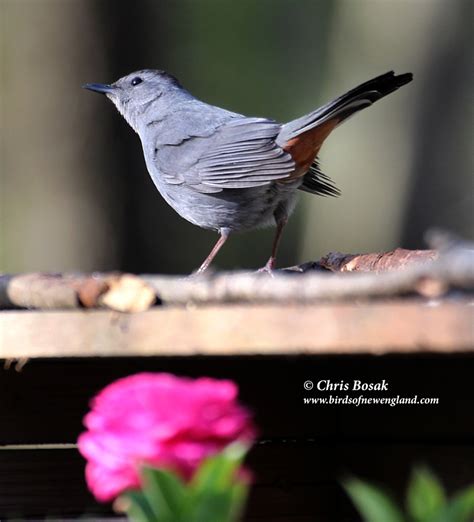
[259,218,288,274]
[196,229,230,274]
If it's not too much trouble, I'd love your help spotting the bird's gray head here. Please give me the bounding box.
[83,69,187,132]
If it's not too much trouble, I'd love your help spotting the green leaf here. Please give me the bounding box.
[184,444,250,522]
[140,466,187,521]
[343,478,406,522]
[188,490,236,522]
[123,446,250,522]
[121,490,157,522]
[190,443,248,494]
[432,485,474,522]
[190,480,249,522]
[406,466,446,522]
[226,479,249,521]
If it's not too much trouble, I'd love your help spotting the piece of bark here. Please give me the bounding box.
[319,248,438,273]
[73,276,109,308]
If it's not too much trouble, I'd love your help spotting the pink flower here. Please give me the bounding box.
[78,373,256,502]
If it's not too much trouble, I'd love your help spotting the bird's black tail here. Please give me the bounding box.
[277,71,413,145]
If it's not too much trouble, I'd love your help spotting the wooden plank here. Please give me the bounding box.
[1,300,473,358]
[1,443,472,520]
[1,355,472,445]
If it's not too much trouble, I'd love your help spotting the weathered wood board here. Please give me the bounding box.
[1,300,473,358]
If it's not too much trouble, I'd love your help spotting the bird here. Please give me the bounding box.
[84,69,412,273]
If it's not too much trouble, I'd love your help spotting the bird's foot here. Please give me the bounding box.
[257,257,276,277]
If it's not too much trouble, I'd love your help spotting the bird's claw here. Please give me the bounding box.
[257,258,276,277]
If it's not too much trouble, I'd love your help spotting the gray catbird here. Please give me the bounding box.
[84,70,412,272]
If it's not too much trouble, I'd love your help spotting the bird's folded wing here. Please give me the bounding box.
[195,118,295,189]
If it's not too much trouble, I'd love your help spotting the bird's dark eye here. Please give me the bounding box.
[131,77,143,86]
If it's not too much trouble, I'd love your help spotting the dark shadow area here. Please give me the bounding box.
[1,353,473,520]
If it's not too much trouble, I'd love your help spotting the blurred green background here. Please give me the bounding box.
[1,0,472,274]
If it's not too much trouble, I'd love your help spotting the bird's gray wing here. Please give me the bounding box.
[192,117,296,189]
[146,102,240,193]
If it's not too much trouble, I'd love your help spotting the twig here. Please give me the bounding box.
[143,246,472,305]
[1,235,472,311]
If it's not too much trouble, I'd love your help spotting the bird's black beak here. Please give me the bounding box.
[82,83,115,94]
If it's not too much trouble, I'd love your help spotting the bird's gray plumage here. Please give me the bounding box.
[84,69,412,270]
